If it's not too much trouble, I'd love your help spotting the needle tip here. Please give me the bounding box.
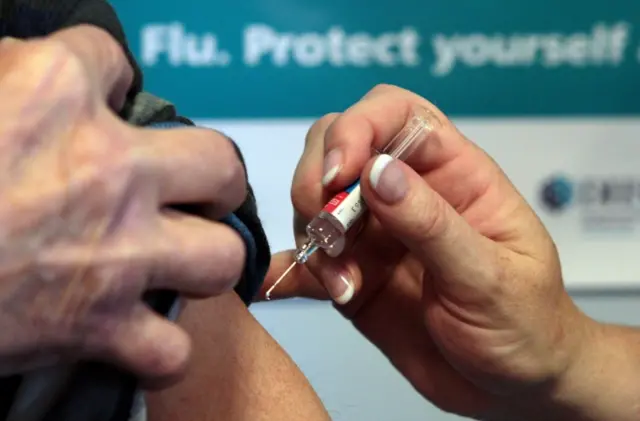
[265,261,297,301]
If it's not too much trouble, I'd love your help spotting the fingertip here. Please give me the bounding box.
[101,306,192,386]
[361,154,415,207]
[138,318,192,385]
[309,253,361,306]
[155,212,246,298]
[321,148,343,187]
[368,154,395,191]
[332,277,355,305]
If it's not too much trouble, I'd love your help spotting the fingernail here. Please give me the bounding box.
[320,265,355,305]
[369,154,408,204]
[322,149,343,186]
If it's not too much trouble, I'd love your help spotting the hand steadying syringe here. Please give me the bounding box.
[266,106,442,300]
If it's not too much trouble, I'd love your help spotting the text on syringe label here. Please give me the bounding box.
[322,180,368,231]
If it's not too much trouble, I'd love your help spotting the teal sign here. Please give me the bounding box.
[112,0,640,118]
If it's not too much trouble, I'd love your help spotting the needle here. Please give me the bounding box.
[265,261,297,301]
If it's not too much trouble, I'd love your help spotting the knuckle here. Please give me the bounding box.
[69,127,138,212]
[290,185,302,211]
[31,265,126,344]
[318,112,341,126]
[67,262,140,315]
[290,177,316,218]
[366,83,401,98]
[323,114,344,144]
[0,40,96,154]
[412,192,449,240]
[479,251,510,299]
[305,112,340,146]
[98,260,147,301]
[203,227,246,293]
[322,111,372,153]
[56,24,132,91]
[216,137,247,208]
[31,39,91,102]
[290,186,304,214]
[97,30,132,80]
[1,39,90,109]
[222,230,247,284]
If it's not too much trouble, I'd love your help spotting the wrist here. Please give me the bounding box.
[538,314,604,420]
[513,314,640,421]
[497,301,598,421]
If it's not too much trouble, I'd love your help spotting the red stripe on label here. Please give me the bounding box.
[323,191,348,213]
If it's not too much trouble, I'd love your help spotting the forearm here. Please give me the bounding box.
[518,318,640,421]
[144,293,331,421]
[549,321,640,421]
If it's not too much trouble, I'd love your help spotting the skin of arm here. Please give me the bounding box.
[551,321,640,421]
[510,318,640,421]
[144,293,331,421]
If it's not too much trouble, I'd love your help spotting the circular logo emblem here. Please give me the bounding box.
[540,175,574,212]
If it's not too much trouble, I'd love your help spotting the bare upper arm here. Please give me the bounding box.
[144,292,331,421]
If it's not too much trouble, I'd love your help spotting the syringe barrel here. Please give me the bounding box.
[305,106,441,258]
[382,107,441,160]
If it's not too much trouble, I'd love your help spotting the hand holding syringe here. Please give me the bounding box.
[266,106,442,300]
[260,85,594,419]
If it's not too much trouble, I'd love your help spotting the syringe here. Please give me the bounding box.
[266,106,442,300]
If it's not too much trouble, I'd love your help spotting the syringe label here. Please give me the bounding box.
[322,180,368,231]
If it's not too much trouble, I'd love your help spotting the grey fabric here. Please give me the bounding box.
[125,92,175,126]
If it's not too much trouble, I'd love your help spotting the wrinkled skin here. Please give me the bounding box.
[0,26,247,385]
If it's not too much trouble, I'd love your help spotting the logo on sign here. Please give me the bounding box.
[539,174,640,232]
[540,175,574,212]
